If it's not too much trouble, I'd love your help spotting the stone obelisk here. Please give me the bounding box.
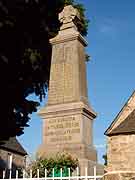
[38,5,103,175]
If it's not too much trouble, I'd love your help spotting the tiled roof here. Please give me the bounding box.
[105,90,135,136]
[107,109,135,136]
[0,137,27,156]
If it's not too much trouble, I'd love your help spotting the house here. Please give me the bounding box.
[0,137,27,178]
[104,91,135,179]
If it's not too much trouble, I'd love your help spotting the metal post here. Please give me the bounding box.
[60,168,62,180]
[85,167,88,180]
[52,168,54,180]
[76,167,79,180]
[9,169,12,179]
[45,169,47,180]
[68,168,70,180]
[37,169,39,178]
[23,169,25,179]
[2,170,5,179]
[94,166,96,180]
[30,170,32,178]
[16,170,18,179]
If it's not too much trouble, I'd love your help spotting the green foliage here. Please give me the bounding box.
[64,0,74,5]
[102,154,107,166]
[85,54,91,62]
[27,153,78,177]
[74,3,89,36]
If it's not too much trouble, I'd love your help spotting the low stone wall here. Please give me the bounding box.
[103,172,135,180]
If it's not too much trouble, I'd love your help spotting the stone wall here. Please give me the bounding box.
[103,172,135,180]
[107,134,135,171]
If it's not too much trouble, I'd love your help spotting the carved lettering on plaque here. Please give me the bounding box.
[45,116,81,144]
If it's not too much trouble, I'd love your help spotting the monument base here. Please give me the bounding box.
[38,143,97,160]
[37,101,104,176]
[38,143,104,176]
[103,172,135,180]
[79,159,104,176]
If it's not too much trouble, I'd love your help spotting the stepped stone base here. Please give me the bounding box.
[38,144,104,176]
[103,172,135,180]
[79,159,104,176]
[37,101,104,176]
[38,143,97,161]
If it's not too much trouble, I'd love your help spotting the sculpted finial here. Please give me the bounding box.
[59,5,80,31]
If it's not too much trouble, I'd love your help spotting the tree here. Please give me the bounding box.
[0,0,88,141]
[102,154,107,166]
[27,153,78,177]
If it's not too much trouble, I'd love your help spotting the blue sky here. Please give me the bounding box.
[18,0,135,164]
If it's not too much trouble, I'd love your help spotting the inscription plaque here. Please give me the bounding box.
[48,63,75,104]
[44,116,81,144]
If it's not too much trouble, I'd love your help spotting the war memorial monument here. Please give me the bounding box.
[38,5,103,175]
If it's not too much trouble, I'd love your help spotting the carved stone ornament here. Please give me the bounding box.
[59,5,80,30]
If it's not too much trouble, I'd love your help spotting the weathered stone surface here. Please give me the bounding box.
[48,36,88,106]
[103,173,120,180]
[107,134,135,172]
[59,5,80,31]
[39,102,96,146]
[103,173,135,180]
[106,92,135,172]
[38,102,98,164]
[78,159,104,176]
[105,92,135,179]
[38,5,103,175]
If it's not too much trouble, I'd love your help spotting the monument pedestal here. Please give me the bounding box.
[38,102,103,175]
[38,143,97,161]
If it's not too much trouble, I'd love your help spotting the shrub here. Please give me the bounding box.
[27,153,78,177]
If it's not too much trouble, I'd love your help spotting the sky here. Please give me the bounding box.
[18,0,135,164]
